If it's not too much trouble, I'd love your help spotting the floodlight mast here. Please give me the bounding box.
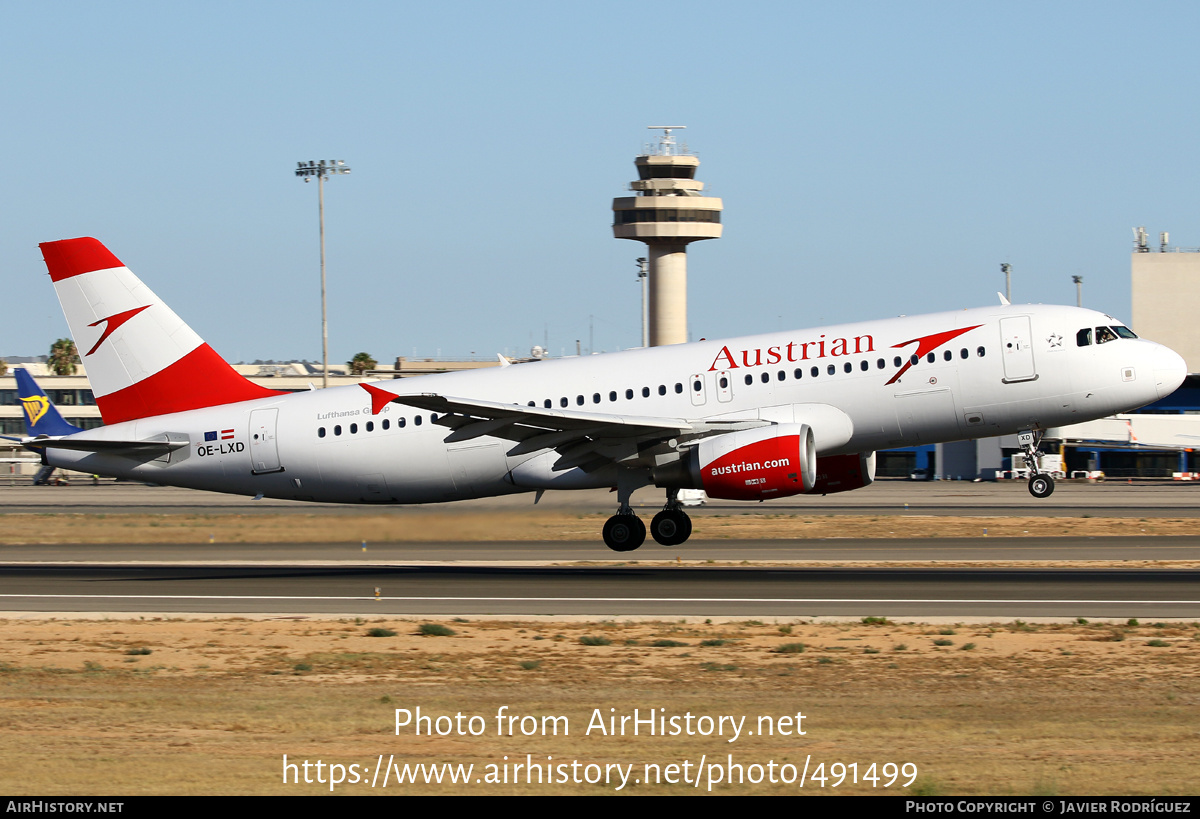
[295,160,351,388]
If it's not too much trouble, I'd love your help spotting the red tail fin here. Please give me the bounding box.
[41,237,285,424]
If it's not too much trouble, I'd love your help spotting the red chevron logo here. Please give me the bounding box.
[85,305,151,356]
[885,324,982,385]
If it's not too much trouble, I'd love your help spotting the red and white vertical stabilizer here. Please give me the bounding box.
[40,237,284,424]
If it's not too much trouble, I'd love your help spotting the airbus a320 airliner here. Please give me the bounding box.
[26,238,1187,551]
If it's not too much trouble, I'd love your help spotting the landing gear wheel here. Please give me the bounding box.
[1029,474,1055,499]
[650,509,692,546]
[603,514,646,552]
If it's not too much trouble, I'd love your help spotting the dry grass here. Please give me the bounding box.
[0,511,1194,545]
[1,617,1198,795]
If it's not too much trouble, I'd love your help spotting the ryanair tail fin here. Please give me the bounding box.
[39,238,285,424]
[14,368,82,437]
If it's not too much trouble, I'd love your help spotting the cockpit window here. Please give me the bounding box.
[1095,326,1117,344]
[1113,326,1138,339]
[1076,328,1092,347]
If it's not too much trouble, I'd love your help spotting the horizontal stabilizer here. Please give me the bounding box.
[21,435,188,455]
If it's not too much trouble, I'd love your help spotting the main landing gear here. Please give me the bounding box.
[1018,429,1055,499]
[650,489,692,546]
[601,485,693,552]
[601,513,645,552]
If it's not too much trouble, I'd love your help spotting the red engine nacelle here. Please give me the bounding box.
[689,424,816,501]
[806,451,876,495]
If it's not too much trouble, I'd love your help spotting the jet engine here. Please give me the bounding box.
[653,423,816,501]
[806,451,876,495]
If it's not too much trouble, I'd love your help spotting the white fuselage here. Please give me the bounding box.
[46,304,1185,503]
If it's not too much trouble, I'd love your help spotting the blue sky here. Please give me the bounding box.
[3,1,1199,363]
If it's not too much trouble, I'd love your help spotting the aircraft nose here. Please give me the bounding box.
[1151,344,1188,399]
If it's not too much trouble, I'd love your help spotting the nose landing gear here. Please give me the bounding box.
[1018,428,1055,498]
[1029,473,1055,499]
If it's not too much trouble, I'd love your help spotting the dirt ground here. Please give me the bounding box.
[3,502,1198,795]
[1,616,1198,795]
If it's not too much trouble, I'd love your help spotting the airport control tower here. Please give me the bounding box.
[612,127,723,346]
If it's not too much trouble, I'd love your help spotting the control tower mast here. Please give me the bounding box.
[612,127,723,346]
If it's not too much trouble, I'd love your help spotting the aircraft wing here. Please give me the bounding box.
[382,390,765,473]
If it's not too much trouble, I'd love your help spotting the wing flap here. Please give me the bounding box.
[380,390,770,474]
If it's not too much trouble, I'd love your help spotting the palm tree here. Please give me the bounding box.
[48,338,79,376]
[348,352,377,377]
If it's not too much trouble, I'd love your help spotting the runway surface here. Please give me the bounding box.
[2,536,1200,563]
[1,561,1197,619]
[3,482,1198,619]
